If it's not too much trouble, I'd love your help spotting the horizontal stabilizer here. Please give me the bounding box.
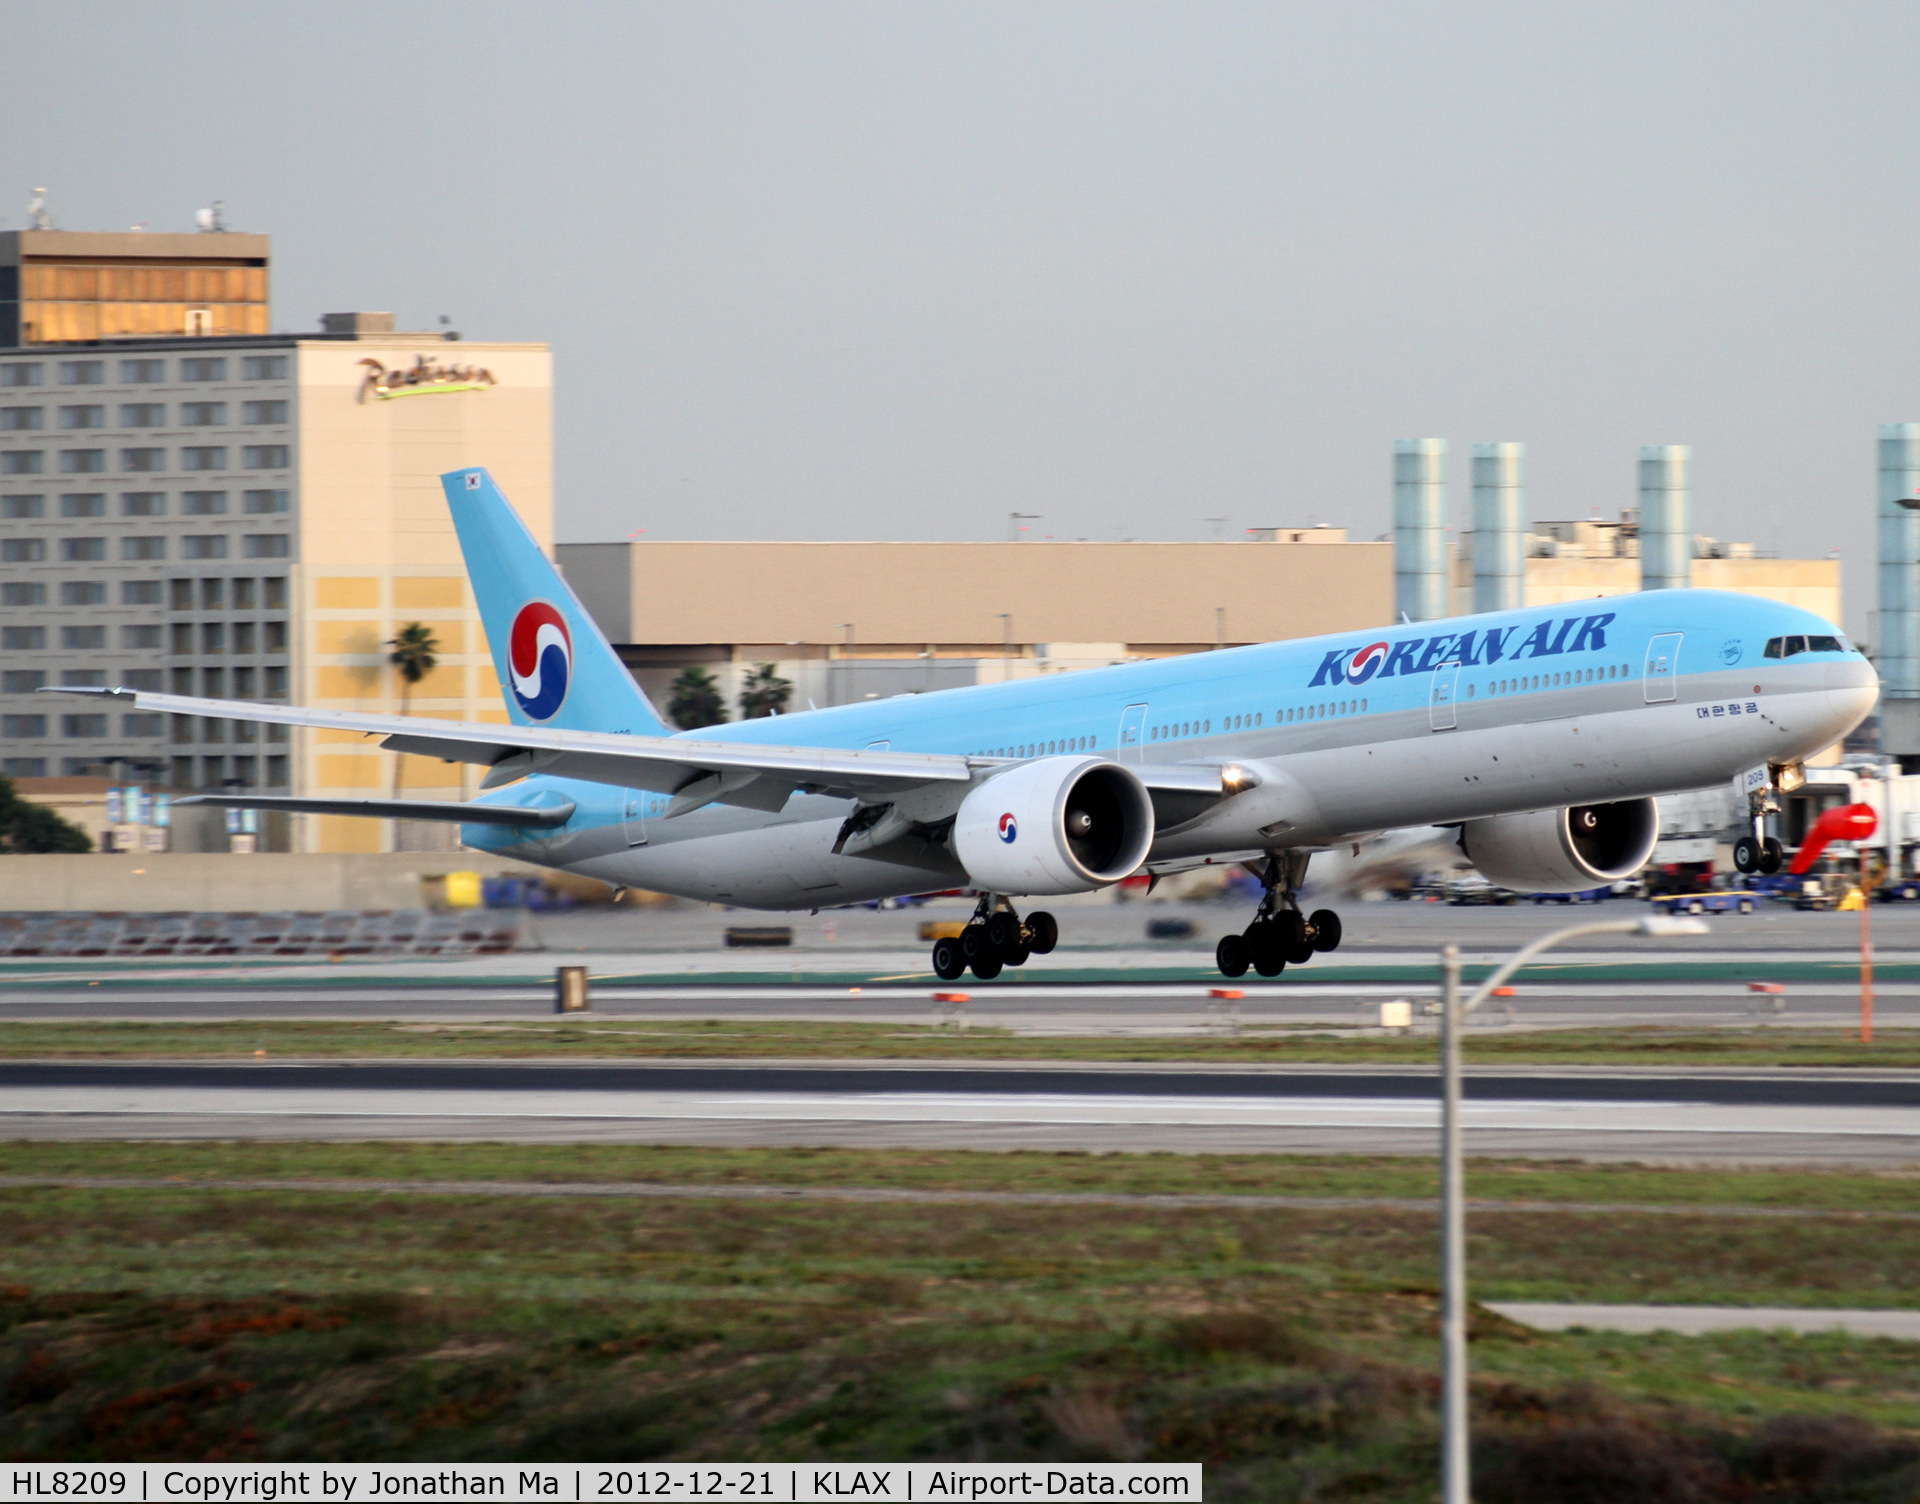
[175,794,574,828]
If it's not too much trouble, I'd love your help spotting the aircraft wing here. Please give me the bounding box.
[49,687,980,813]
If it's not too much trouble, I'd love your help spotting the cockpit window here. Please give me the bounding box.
[1764,633,1850,658]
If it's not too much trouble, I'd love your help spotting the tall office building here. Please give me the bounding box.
[0,230,551,851]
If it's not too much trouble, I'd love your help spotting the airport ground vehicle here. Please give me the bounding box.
[58,469,1879,982]
[1649,890,1758,915]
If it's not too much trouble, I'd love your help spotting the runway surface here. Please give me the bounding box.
[7,1059,1917,1165]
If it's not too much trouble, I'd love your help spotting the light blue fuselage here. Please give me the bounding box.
[462,589,1876,909]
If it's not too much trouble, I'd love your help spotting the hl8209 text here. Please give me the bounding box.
[12,1475,129,1497]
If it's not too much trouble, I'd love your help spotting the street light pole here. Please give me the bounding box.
[1437,914,1706,1504]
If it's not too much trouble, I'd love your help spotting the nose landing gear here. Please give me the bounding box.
[931,896,1058,981]
[1216,853,1341,978]
[1732,786,1784,876]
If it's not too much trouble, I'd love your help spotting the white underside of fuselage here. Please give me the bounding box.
[488,674,1875,911]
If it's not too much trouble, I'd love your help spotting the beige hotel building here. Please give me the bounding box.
[0,229,551,852]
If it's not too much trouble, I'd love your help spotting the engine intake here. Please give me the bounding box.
[1458,797,1660,893]
[952,756,1155,895]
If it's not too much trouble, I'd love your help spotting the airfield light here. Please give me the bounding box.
[1436,913,1701,1504]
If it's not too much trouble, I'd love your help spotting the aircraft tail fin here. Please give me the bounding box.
[441,467,669,736]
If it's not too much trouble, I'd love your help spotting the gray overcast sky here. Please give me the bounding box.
[11,1,1919,634]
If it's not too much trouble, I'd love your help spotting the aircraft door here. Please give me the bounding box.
[1117,703,1148,764]
[1644,633,1682,703]
[622,790,648,846]
[1428,661,1461,731]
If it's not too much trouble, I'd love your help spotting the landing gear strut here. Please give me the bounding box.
[930,895,1058,981]
[1732,788,1784,876]
[1216,853,1342,979]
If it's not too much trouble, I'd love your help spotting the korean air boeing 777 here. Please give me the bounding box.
[52,468,1879,982]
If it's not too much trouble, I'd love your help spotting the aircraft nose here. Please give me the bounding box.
[1823,657,1879,739]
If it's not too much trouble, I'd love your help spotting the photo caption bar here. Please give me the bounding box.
[4,1466,1201,1503]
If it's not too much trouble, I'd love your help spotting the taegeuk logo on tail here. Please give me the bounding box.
[508,601,572,721]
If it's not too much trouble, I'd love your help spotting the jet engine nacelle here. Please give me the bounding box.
[952,756,1155,896]
[1458,798,1660,893]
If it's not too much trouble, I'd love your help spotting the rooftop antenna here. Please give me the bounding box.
[195,200,228,232]
[26,188,50,231]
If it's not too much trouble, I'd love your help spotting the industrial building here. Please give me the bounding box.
[0,229,552,852]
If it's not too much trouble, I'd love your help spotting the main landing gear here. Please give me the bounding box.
[1732,786,1784,876]
[930,896,1059,981]
[1216,853,1342,979]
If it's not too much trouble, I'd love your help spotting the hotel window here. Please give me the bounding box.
[58,361,104,385]
[1,364,43,387]
[181,401,226,426]
[60,537,105,561]
[200,578,224,609]
[183,535,228,560]
[59,626,105,650]
[121,492,165,517]
[180,357,226,382]
[243,533,289,558]
[2,716,46,738]
[122,536,167,561]
[201,669,225,700]
[267,754,287,786]
[1,538,45,562]
[2,452,45,475]
[264,666,288,696]
[59,582,105,606]
[121,625,162,649]
[1,670,45,691]
[59,449,105,473]
[121,359,166,384]
[241,355,288,380]
[2,758,45,777]
[58,493,105,517]
[123,714,163,738]
[120,404,166,428]
[1,626,45,649]
[263,622,287,653]
[262,578,287,610]
[181,446,227,471]
[201,623,225,654]
[242,444,289,469]
[2,495,42,518]
[242,488,288,514]
[0,407,43,430]
[122,580,162,605]
[1,583,44,605]
[58,405,105,429]
[61,714,107,738]
[242,401,287,425]
[232,622,256,654]
[122,669,162,691]
[168,579,193,610]
[60,670,105,688]
[182,490,227,515]
[232,579,255,608]
[169,623,193,654]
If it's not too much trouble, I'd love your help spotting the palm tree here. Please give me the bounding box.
[667,666,727,730]
[387,622,439,795]
[738,663,793,720]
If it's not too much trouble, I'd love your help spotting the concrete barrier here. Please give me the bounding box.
[0,852,554,913]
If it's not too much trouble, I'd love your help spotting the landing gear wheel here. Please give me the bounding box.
[969,951,1003,980]
[1247,922,1287,978]
[984,911,1021,955]
[960,925,987,961]
[1003,943,1031,967]
[1025,911,1058,954]
[1308,909,1343,953]
[931,937,966,981]
[1215,933,1250,978]
[1759,837,1784,876]
[1275,910,1314,965]
[1733,835,1760,874]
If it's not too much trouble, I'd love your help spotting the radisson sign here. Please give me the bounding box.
[357,355,498,402]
